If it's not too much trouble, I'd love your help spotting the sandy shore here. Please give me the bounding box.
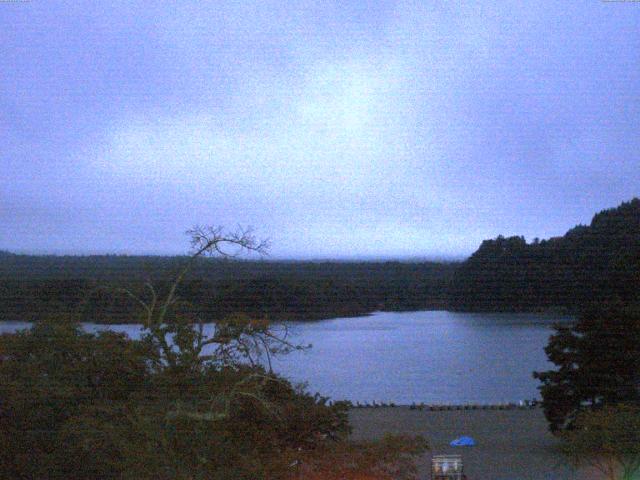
[349,407,603,480]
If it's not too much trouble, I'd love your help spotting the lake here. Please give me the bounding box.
[0,311,571,405]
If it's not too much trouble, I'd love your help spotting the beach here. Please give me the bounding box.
[349,407,602,480]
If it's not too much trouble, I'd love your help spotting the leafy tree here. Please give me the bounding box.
[558,404,640,480]
[0,317,150,479]
[0,226,427,479]
[533,304,640,432]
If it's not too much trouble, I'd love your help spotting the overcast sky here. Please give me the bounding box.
[1,1,639,259]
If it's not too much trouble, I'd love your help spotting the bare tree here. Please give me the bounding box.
[120,226,306,420]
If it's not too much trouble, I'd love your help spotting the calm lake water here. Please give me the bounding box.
[0,311,571,404]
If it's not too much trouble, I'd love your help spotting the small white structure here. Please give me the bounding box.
[431,454,465,480]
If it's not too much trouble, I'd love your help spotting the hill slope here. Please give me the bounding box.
[450,198,640,312]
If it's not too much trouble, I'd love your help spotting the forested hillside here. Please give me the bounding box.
[0,256,455,323]
[2,199,638,321]
[449,198,640,312]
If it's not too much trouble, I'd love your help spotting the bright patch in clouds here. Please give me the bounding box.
[96,55,416,199]
[2,0,639,257]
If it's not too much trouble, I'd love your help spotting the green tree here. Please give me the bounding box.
[558,404,640,480]
[0,318,150,478]
[533,304,640,432]
[0,226,427,479]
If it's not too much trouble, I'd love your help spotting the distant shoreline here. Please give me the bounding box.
[0,308,575,326]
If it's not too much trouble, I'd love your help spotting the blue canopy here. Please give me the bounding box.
[450,436,476,447]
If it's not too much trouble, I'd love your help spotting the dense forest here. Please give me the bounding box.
[449,198,640,312]
[0,255,455,323]
[1,198,638,322]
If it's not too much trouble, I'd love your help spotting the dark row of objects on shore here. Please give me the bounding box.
[351,400,540,410]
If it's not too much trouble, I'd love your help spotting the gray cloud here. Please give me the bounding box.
[1,1,639,258]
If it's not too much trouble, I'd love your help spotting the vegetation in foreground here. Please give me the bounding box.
[534,304,640,433]
[535,303,640,479]
[0,228,426,479]
[558,404,640,480]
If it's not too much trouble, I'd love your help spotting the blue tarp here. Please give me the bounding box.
[450,436,476,447]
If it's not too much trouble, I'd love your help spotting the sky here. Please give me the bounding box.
[1,1,639,259]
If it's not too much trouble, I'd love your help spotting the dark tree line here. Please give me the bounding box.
[1,199,639,322]
[450,198,640,312]
[0,259,454,323]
